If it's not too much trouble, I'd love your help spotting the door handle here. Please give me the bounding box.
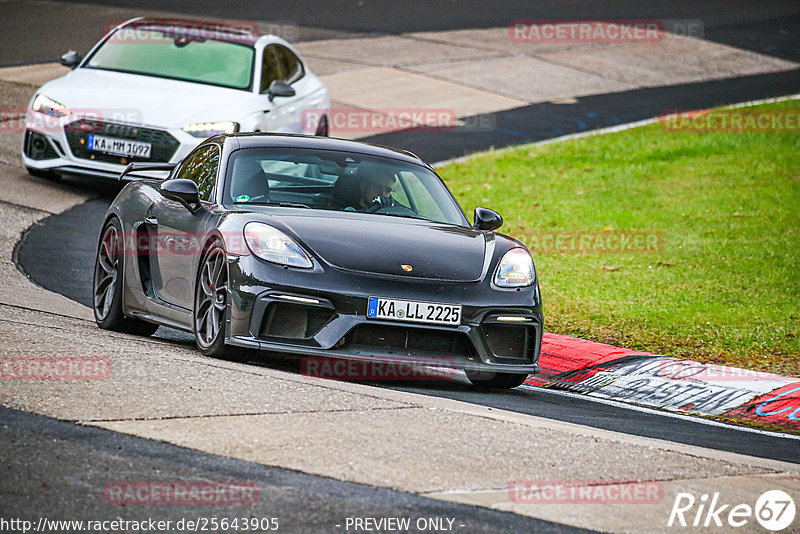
[144,216,158,225]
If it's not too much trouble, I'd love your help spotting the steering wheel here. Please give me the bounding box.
[363,195,397,213]
[366,200,421,219]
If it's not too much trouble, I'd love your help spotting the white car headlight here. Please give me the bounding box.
[243,222,313,269]
[494,248,535,287]
[182,121,239,138]
[31,94,70,117]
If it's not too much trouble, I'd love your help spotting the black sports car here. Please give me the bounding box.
[93,133,542,389]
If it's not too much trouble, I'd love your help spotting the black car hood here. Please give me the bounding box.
[275,213,488,281]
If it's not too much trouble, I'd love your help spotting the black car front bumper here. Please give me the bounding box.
[225,255,542,374]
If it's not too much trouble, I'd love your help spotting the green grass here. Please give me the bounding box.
[438,100,800,376]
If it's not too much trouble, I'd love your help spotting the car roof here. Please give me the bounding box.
[213,133,427,166]
[120,18,261,46]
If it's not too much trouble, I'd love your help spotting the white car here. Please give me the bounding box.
[22,17,330,180]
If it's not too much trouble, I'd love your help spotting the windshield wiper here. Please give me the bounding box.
[377,212,429,222]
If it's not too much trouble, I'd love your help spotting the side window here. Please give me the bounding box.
[275,45,304,84]
[260,44,304,93]
[260,45,283,93]
[398,171,447,221]
[389,175,410,208]
[175,145,220,201]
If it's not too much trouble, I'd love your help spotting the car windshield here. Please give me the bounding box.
[85,26,254,90]
[224,147,468,226]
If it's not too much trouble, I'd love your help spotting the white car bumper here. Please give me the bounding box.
[21,112,202,179]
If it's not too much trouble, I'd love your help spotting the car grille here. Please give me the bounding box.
[344,324,475,357]
[64,118,180,164]
[259,302,335,340]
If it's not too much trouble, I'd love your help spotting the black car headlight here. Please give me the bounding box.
[494,248,535,287]
[243,222,313,269]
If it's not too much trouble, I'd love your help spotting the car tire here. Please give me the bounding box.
[25,166,61,181]
[465,370,529,390]
[193,238,240,359]
[93,217,159,336]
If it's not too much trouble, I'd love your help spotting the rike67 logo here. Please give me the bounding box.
[668,490,796,531]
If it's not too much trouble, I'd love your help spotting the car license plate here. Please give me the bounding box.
[367,297,461,326]
[87,134,152,158]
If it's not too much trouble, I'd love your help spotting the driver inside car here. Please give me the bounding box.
[354,174,396,211]
[330,172,397,212]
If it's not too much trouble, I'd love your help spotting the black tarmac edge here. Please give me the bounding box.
[0,406,590,533]
[361,69,800,163]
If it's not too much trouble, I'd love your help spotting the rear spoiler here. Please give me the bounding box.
[118,162,177,181]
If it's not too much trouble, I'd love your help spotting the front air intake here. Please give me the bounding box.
[259,302,335,339]
[24,131,59,160]
[344,324,475,357]
[483,324,534,360]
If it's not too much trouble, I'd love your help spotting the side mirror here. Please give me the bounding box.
[268,80,296,102]
[160,179,202,213]
[60,50,82,69]
[473,207,503,231]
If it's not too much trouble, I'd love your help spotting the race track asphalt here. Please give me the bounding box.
[4,1,799,62]
[12,0,800,467]
[0,406,588,533]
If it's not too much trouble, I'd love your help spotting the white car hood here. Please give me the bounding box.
[37,68,263,129]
